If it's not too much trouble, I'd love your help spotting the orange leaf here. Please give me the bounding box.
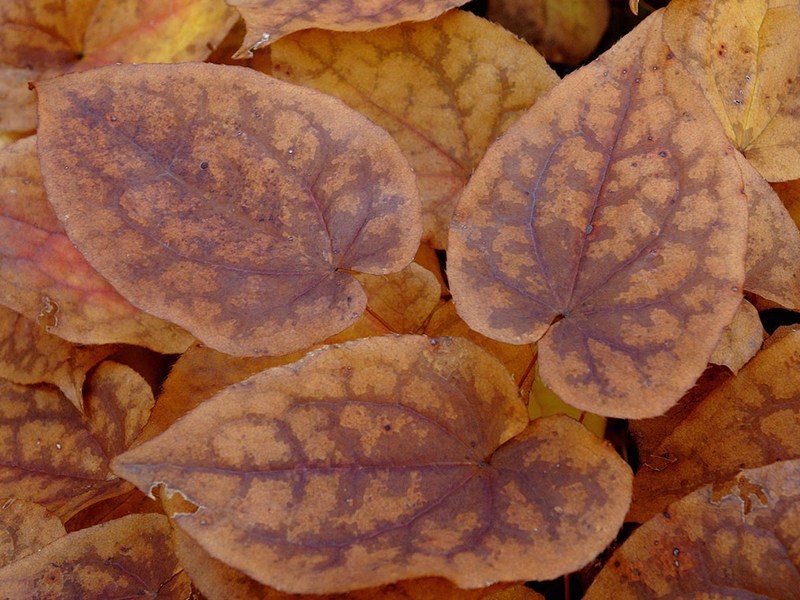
[487,0,611,65]
[448,10,748,418]
[708,298,764,373]
[35,63,422,357]
[270,10,559,247]
[772,178,800,230]
[663,0,800,181]
[0,305,114,410]
[112,336,631,593]
[629,326,800,523]
[0,514,185,598]
[0,137,194,352]
[228,0,469,58]
[587,461,800,598]
[0,0,237,133]
[0,361,155,520]
[0,499,65,567]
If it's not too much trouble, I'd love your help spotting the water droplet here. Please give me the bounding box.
[55,443,62,449]
[731,286,740,293]
[659,151,667,157]
[745,74,751,81]
[585,223,593,234]
[673,548,680,556]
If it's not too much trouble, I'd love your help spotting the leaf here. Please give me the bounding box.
[227,0,470,58]
[0,499,66,567]
[112,336,631,593]
[663,0,800,181]
[772,179,800,230]
[271,10,559,247]
[736,152,800,309]
[0,136,195,352]
[486,0,611,65]
[0,305,114,410]
[0,361,155,520]
[586,461,800,599]
[0,0,237,133]
[0,514,184,598]
[35,63,422,357]
[448,10,748,418]
[628,327,800,523]
[708,298,764,373]
[172,526,543,599]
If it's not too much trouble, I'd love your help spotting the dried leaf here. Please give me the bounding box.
[0,136,194,352]
[737,152,800,308]
[0,362,155,520]
[65,488,163,532]
[112,336,631,593]
[587,461,800,599]
[0,499,65,567]
[629,327,800,523]
[0,0,236,133]
[228,0,469,57]
[448,11,748,418]
[772,179,800,230]
[487,0,611,65]
[528,365,607,439]
[354,263,440,333]
[36,63,421,356]
[0,514,183,598]
[709,298,764,373]
[663,0,800,181]
[173,526,542,599]
[271,10,559,247]
[0,305,114,410]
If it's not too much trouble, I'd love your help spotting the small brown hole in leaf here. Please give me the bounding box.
[200,161,209,169]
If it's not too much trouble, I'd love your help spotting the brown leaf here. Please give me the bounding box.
[0,305,114,410]
[173,526,542,599]
[270,10,559,247]
[663,0,800,181]
[587,461,800,599]
[65,488,163,533]
[0,136,194,352]
[629,327,800,523]
[0,0,237,133]
[448,10,748,418]
[709,298,764,373]
[772,179,800,231]
[487,0,611,65]
[228,0,469,58]
[0,361,155,520]
[737,152,800,308]
[35,63,421,356]
[0,499,66,568]
[0,513,184,598]
[112,336,631,593]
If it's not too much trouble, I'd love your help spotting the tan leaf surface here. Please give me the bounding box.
[0,499,65,568]
[0,136,194,352]
[112,336,631,593]
[0,513,183,598]
[228,0,468,57]
[0,305,114,410]
[487,0,611,65]
[36,63,421,357]
[0,361,155,520]
[587,461,800,599]
[0,0,236,133]
[629,327,800,523]
[354,263,440,333]
[271,10,559,247]
[448,10,748,418]
[173,526,542,599]
[736,152,800,308]
[663,0,800,181]
[772,178,800,241]
[709,298,764,373]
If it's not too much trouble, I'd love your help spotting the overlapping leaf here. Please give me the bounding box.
[227,0,469,57]
[271,10,559,247]
[112,336,631,593]
[0,361,154,520]
[0,0,236,133]
[0,499,65,567]
[629,327,800,523]
[448,10,748,418]
[0,136,194,352]
[587,461,800,599]
[663,0,800,181]
[0,514,187,598]
[708,298,764,373]
[35,63,422,356]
